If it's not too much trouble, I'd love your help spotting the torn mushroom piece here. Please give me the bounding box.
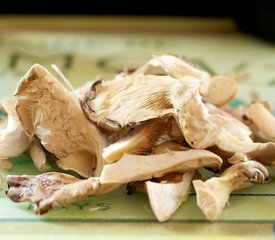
[15,64,106,177]
[203,76,237,107]
[133,55,237,106]
[246,100,275,142]
[102,119,165,163]
[193,159,268,221]
[29,140,51,172]
[166,117,185,141]
[152,140,190,154]
[0,97,31,166]
[100,149,222,184]
[180,99,257,153]
[7,173,95,214]
[128,171,194,222]
[6,172,119,214]
[174,90,229,149]
[132,54,210,96]
[81,73,200,130]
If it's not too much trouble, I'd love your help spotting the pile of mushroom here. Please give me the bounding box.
[1,55,274,222]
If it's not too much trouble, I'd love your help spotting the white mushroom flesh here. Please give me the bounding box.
[0,97,31,161]
[193,160,268,221]
[247,100,275,142]
[15,64,107,177]
[100,149,222,184]
[102,119,165,163]
[146,171,194,222]
[81,74,200,130]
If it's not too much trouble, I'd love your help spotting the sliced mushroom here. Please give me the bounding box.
[247,100,275,142]
[152,140,190,154]
[6,172,119,214]
[0,97,31,163]
[133,54,210,96]
[81,74,200,130]
[128,171,194,222]
[175,91,229,149]
[147,171,194,222]
[15,64,107,177]
[29,141,51,172]
[181,95,254,152]
[7,173,99,214]
[203,76,237,106]
[102,119,165,163]
[166,117,184,140]
[100,149,222,184]
[193,160,268,221]
[206,103,252,140]
[216,128,270,154]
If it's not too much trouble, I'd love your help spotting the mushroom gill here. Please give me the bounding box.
[81,74,200,130]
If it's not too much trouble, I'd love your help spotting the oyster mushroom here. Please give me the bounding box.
[7,173,97,214]
[152,140,190,154]
[203,76,237,106]
[175,91,229,149]
[133,54,210,96]
[193,159,268,221]
[15,64,106,177]
[29,141,51,172]
[100,149,222,184]
[81,73,200,130]
[166,117,184,141]
[7,172,119,214]
[128,171,194,222]
[246,100,275,142]
[185,100,270,156]
[206,103,252,139]
[102,119,165,163]
[0,97,31,164]
[146,171,194,222]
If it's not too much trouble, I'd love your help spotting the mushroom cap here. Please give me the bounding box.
[81,74,200,130]
[15,64,106,177]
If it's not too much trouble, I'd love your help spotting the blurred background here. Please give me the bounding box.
[0,0,275,42]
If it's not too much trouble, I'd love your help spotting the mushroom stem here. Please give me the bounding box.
[29,142,51,172]
[102,119,165,163]
[247,101,275,141]
[203,76,237,106]
[193,160,268,221]
[146,171,194,222]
